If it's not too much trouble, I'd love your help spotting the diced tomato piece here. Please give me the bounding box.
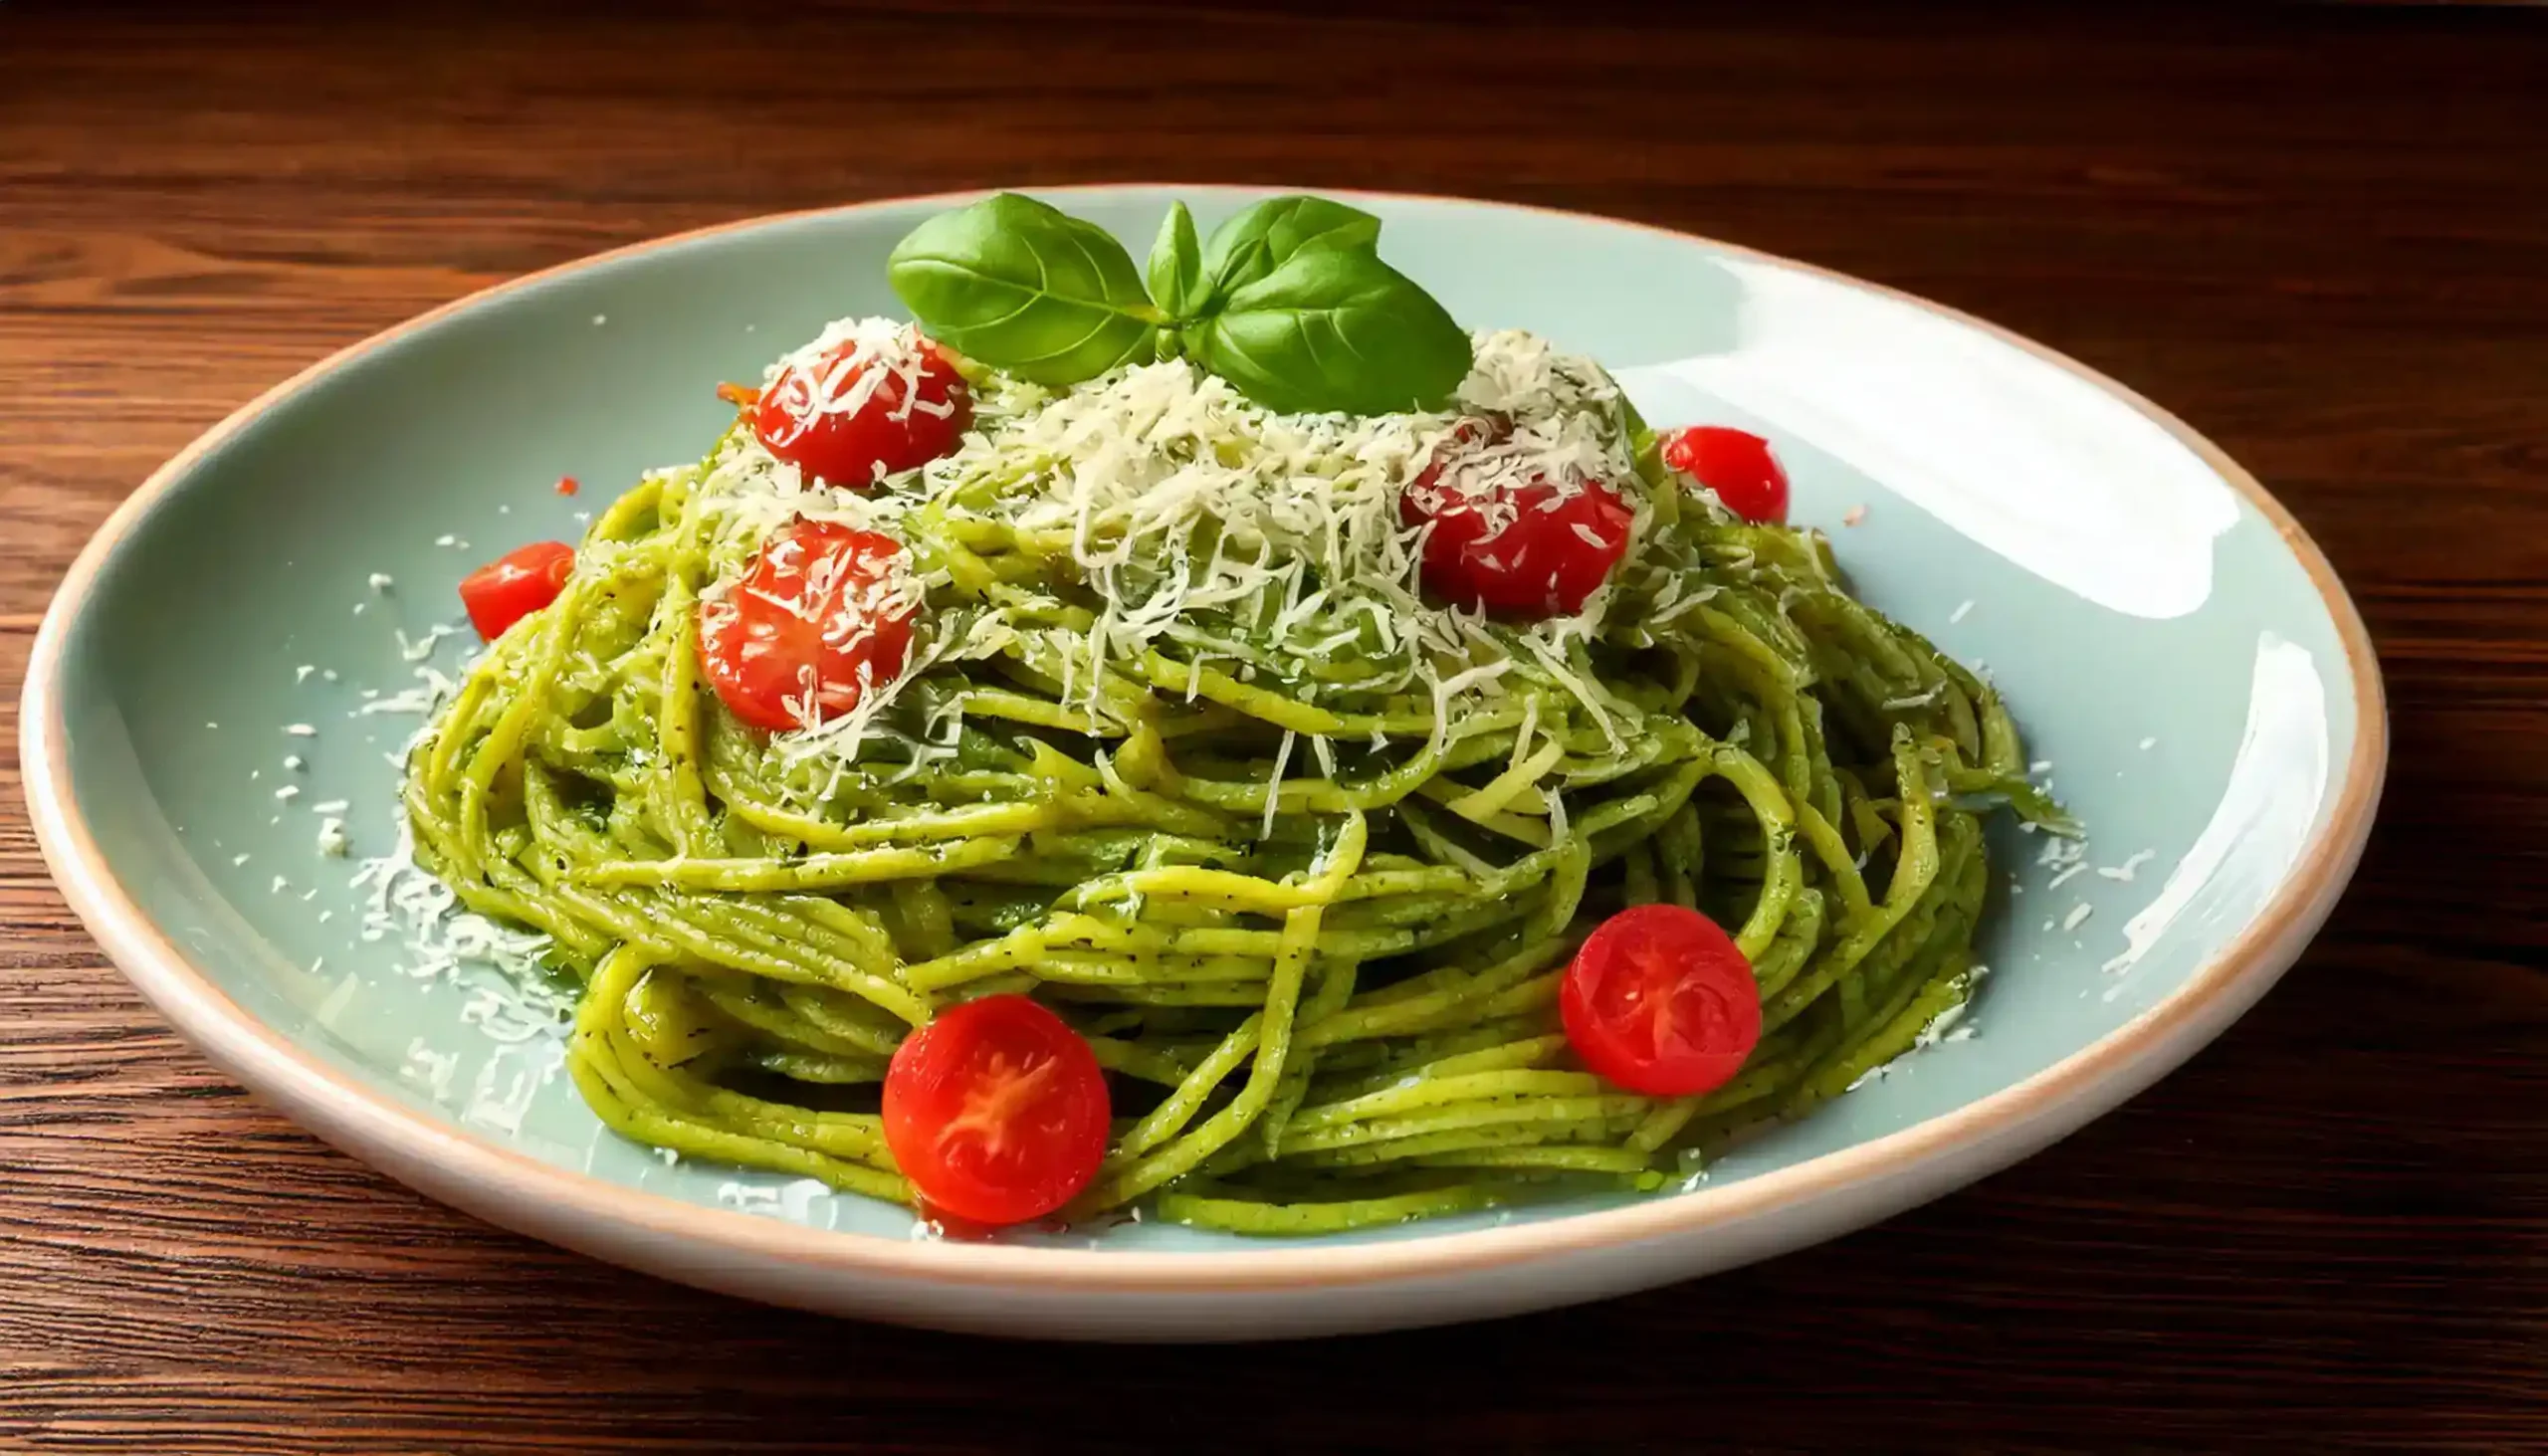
[457,540,575,640]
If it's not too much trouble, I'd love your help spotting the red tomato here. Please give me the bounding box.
[1561,904,1762,1098]
[1400,421,1633,617]
[1661,425,1790,523]
[457,540,575,640]
[882,994,1111,1227]
[697,520,919,731]
[553,475,579,497]
[751,329,970,488]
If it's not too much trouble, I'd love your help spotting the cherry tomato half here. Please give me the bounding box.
[457,540,575,640]
[1661,425,1790,524]
[1561,903,1763,1098]
[752,329,970,488]
[1400,420,1633,618]
[697,520,918,731]
[882,994,1111,1227]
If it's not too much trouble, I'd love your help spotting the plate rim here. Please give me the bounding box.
[18,183,2388,1296]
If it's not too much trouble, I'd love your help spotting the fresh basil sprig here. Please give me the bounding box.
[886,192,1472,416]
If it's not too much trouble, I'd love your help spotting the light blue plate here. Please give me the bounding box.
[22,187,2384,1340]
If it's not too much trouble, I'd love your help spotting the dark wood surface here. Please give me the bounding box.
[5,4,2546,1451]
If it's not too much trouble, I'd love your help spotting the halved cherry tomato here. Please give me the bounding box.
[1400,420,1633,617]
[457,540,575,640]
[1661,425,1790,523]
[1561,903,1762,1098]
[751,330,970,488]
[697,520,918,732]
[882,994,1110,1227]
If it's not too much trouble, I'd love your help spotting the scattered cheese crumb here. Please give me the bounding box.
[397,623,460,662]
[295,665,316,684]
[284,754,305,771]
[318,817,349,857]
[1949,599,1974,624]
[2061,903,2094,933]
[270,875,291,894]
[274,784,301,802]
[311,799,350,815]
[716,1182,783,1215]
[368,571,395,592]
[284,724,318,737]
[2138,736,2158,751]
[231,853,251,867]
[205,721,219,730]
[433,533,458,546]
[592,313,608,326]
[1841,505,1867,526]
[322,669,339,683]
[2096,849,2158,884]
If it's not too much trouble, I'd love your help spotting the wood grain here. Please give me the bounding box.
[4,3,2545,1450]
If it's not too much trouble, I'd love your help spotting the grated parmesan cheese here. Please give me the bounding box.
[690,321,1651,790]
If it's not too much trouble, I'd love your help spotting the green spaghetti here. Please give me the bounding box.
[407,199,2066,1236]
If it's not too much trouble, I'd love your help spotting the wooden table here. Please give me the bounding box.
[5,5,2544,1449]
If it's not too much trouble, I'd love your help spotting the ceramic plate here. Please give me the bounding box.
[21,187,2384,1340]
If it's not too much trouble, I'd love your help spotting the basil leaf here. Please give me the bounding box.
[1147,200,1204,320]
[1198,196,1384,299]
[887,192,1161,386]
[1189,244,1472,415]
